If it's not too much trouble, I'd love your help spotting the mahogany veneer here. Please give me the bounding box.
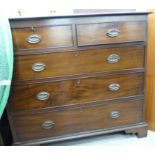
[7,11,149,145]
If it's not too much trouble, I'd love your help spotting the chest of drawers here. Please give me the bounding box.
[7,11,149,145]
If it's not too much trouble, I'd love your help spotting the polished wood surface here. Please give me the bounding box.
[12,25,73,50]
[11,97,143,142]
[7,12,149,145]
[76,21,146,46]
[146,10,155,130]
[13,46,144,81]
[9,72,144,112]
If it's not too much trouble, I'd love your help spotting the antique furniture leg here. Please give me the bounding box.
[125,124,148,138]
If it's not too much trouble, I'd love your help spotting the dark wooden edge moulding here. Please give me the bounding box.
[8,94,144,115]
[11,68,145,85]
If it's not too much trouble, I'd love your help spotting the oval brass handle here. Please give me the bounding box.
[106,28,120,38]
[110,111,121,119]
[26,34,42,44]
[42,120,55,129]
[32,63,46,72]
[36,91,50,101]
[107,54,120,64]
[108,83,120,91]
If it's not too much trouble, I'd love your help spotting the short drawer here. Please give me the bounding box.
[9,72,144,112]
[13,46,144,81]
[11,97,143,142]
[12,25,73,50]
[76,21,146,46]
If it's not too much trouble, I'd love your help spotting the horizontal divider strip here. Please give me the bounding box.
[14,41,146,55]
[12,68,145,85]
[10,95,144,116]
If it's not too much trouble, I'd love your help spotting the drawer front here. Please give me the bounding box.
[13,46,144,81]
[9,73,144,112]
[11,97,143,142]
[12,25,73,50]
[76,22,146,46]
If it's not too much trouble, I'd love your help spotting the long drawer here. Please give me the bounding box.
[12,25,73,50]
[76,21,146,46]
[13,46,144,81]
[11,97,143,142]
[9,72,144,112]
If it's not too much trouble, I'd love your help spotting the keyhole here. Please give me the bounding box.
[74,52,79,57]
[76,80,81,85]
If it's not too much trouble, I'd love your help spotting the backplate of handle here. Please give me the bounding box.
[36,91,50,101]
[26,34,42,44]
[107,54,120,64]
[110,111,121,119]
[106,28,120,38]
[32,62,46,72]
[108,83,120,91]
[42,120,55,129]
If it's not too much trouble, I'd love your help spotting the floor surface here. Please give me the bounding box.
[49,130,155,146]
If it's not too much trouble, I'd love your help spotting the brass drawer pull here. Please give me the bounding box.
[36,91,50,101]
[107,54,120,64]
[110,111,121,119]
[108,83,120,91]
[42,120,55,129]
[32,63,46,72]
[26,34,42,44]
[106,28,120,38]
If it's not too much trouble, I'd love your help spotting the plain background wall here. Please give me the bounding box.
[0,0,153,18]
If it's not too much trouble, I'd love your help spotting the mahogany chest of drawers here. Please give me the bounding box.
[7,11,149,145]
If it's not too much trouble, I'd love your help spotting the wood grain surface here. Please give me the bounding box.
[76,21,146,46]
[7,12,149,145]
[12,25,73,49]
[11,97,143,142]
[13,46,144,81]
[9,72,144,112]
